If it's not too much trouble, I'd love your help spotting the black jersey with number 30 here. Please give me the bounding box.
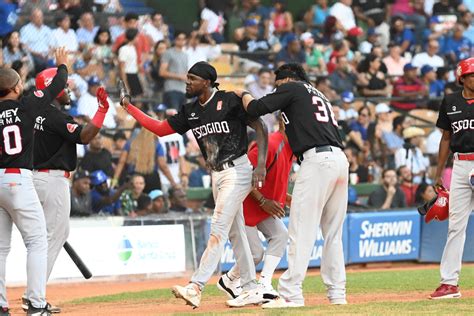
[167,91,255,170]
[0,65,68,169]
[436,91,474,153]
[247,81,343,157]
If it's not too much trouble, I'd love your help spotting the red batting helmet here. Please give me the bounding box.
[35,68,67,97]
[456,57,474,85]
[418,186,450,223]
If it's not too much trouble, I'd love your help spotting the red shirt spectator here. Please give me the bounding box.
[391,63,427,110]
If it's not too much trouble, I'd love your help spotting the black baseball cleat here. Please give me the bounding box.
[22,297,61,314]
[26,302,52,316]
[0,307,10,316]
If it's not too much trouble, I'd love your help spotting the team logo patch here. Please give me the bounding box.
[33,90,44,98]
[67,123,78,133]
[452,106,456,111]
[456,65,462,77]
[436,197,448,207]
[217,100,222,111]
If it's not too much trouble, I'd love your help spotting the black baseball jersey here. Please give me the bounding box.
[167,91,255,170]
[436,91,474,153]
[0,65,68,169]
[246,81,343,157]
[33,105,84,171]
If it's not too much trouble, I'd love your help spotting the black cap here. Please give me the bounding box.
[73,170,90,182]
[125,12,139,22]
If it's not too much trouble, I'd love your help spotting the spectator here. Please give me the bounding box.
[389,15,415,55]
[108,14,124,42]
[412,39,445,70]
[344,146,369,184]
[391,63,427,111]
[303,0,330,30]
[441,23,472,66]
[159,31,188,110]
[113,127,176,193]
[353,0,389,49]
[70,170,92,217]
[460,10,474,43]
[397,165,418,207]
[149,189,167,214]
[76,12,99,49]
[188,154,210,187]
[339,91,358,121]
[237,19,273,67]
[301,32,326,75]
[111,130,127,166]
[315,76,338,101]
[357,54,391,97]
[358,28,381,54]
[368,168,407,209]
[245,67,275,131]
[118,28,143,97]
[134,194,153,216]
[382,115,406,168]
[350,106,371,142]
[2,31,34,73]
[79,133,114,177]
[389,0,426,45]
[77,76,117,128]
[52,13,78,53]
[168,187,193,214]
[414,182,437,205]
[90,170,127,215]
[112,12,152,68]
[185,31,221,69]
[333,105,364,150]
[325,37,354,74]
[369,103,393,165]
[395,127,430,184]
[149,40,168,93]
[425,127,442,161]
[235,0,271,41]
[421,65,444,98]
[329,0,356,31]
[0,0,18,39]
[199,1,226,43]
[321,15,345,45]
[19,8,52,72]
[432,0,463,15]
[269,0,293,41]
[328,55,358,94]
[382,42,408,77]
[91,28,114,78]
[120,174,146,216]
[143,11,169,44]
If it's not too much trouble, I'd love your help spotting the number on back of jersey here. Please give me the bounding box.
[2,125,23,155]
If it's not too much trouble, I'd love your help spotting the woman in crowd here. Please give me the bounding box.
[357,54,392,97]
[91,27,114,83]
[2,31,34,74]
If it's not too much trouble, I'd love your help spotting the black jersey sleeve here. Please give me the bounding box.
[167,104,191,135]
[50,109,84,144]
[436,96,451,131]
[229,92,258,124]
[247,82,294,117]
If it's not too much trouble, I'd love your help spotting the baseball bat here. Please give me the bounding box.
[63,241,92,279]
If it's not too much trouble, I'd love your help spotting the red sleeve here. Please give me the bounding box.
[247,133,279,169]
[126,104,175,136]
[112,34,125,52]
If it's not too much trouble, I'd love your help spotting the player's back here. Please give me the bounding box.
[0,99,37,169]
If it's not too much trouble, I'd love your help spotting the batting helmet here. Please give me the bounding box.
[456,57,474,85]
[89,170,108,186]
[35,68,67,97]
[417,186,450,223]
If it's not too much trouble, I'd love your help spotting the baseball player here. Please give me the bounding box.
[429,57,474,299]
[120,61,268,308]
[0,48,68,316]
[237,63,349,308]
[217,115,293,300]
[19,68,111,313]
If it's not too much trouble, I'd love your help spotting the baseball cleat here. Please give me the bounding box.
[217,273,242,299]
[26,302,52,316]
[330,298,348,305]
[261,283,279,302]
[226,285,266,307]
[0,307,10,316]
[171,283,201,308]
[22,297,61,313]
[261,296,304,309]
[429,284,461,299]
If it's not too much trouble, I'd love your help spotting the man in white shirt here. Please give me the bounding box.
[185,31,221,69]
[394,127,430,184]
[52,13,79,53]
[20,8,52,72]
[143,12,168,43]
[411,39,445,70]
[77,76,117,128]
[76,12,99,49]
[329,0,356,31]
[245,68,276,131]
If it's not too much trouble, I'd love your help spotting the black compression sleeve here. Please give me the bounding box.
[46,64,68,102]
[247,99,271,117]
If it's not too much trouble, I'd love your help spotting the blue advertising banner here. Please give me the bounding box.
[215,217,349,272]
[419,212,474,262]
[347,210,421,263]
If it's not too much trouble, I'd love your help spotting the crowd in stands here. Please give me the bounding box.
[0,0,472,216]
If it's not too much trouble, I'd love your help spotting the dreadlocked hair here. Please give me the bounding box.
[127,128,156,174]
[274,63,311,83]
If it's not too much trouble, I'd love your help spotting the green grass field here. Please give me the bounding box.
[69,266,474,315]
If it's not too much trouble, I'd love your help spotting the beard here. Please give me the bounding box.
[185,91,196,98]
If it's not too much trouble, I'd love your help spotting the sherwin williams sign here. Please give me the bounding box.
[348,211,421,263]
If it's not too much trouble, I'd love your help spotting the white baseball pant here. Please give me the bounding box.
[440,158,474,285]
[0,168,48,309]
[278,146,349,305]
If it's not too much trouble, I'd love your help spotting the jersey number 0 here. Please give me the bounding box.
[2,125,23,155]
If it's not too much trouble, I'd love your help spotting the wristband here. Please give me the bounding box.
[90,110,106,128]
[259,197,266,207]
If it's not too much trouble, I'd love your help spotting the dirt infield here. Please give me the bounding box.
[6,263,473,315]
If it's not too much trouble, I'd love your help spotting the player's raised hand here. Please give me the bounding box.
[118,80,131,108]
[252,165,266,189]
[96,86,110,113]
[55,47,68,66]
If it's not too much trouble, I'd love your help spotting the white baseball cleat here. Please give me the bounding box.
[217,273,242,299]
[261,283,279,302]
[171,283,201,308]
[226,286,266,307]
[261,297,304,309]
[330,298,348,305]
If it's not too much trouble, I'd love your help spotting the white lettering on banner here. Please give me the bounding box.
[359,220,413,239]
[359,239,413,258]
